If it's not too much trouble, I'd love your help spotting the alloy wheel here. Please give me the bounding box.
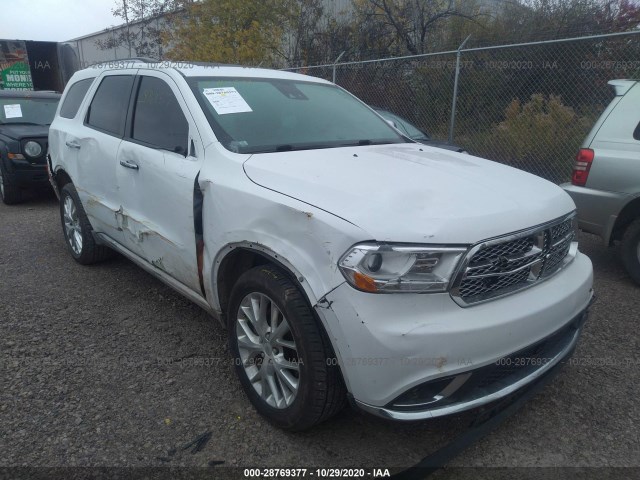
[235,292,300,409]
[63,195,83,255]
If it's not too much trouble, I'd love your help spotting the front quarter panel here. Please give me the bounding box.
[199,144,369,314]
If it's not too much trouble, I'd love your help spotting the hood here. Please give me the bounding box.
[243,143,576,244]
[0,124,49,140]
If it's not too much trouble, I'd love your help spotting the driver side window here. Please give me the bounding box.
[131,76,189,155]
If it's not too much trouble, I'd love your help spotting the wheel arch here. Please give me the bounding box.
[0,140,10,170]
[214,243,350,397]
[52,167,73,191]
[214,242,319,319]
[610,196,640,244]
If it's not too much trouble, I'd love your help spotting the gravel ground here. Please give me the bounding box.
[1,193,639,475]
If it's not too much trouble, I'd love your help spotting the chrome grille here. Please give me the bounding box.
[470,237,534,264]
[451,215,577,306]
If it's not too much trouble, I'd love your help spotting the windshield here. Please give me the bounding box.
[0,96,59,125]
[377,110,430,142]
[188,77,408,154]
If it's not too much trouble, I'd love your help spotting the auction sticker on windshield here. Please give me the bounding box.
[202,87,252,115]
[3,104,23,119]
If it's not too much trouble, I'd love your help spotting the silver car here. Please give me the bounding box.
[562,79,640,284]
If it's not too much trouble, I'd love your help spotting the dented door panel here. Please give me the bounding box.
[49,111,124,242]
[75,134,126,242]
[113,71,205,293]
[116,141,202,293]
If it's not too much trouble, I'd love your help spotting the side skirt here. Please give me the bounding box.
[95,232,217,318]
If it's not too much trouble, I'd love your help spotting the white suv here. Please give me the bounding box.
[48,60,594,430]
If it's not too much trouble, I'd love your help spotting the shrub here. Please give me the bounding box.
[464,94,595,183]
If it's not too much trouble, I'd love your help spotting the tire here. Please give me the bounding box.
[621,218,640,285]
[228,265,346,431]
[59,183,112,265]
[0,164,22,205]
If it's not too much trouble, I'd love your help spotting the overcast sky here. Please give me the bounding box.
[2,0,119,42]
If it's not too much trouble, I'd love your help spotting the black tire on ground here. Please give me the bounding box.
[227,265,346,431]
[621,218,640,285]
[0,165,23,205]
[59,183,112,265]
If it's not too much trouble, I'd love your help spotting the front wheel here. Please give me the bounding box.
[59,183,112,265]
[621,218,640,285]
[228,265,346,431]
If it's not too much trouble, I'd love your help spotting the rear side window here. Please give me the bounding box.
[634,122,640,141]
[60,78,94,119]
[131,76,189,154]
[86,75,134,136]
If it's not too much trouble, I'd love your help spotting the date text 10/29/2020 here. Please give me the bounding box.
[243,468,392,478]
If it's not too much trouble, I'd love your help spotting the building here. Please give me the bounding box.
[68,0,504,67]
[68,0,355,67]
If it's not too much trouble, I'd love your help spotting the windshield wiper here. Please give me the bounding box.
[339,139,400,147]
[247,140,402,154]
[272,144,335,152]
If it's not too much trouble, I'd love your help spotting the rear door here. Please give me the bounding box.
[74,71,137,242]
[116,72,204,293]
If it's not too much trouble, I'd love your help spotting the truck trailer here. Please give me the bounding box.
[1,39,79,92]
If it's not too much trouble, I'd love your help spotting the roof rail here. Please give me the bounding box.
[125,57,159,63]
[88,57,159,67]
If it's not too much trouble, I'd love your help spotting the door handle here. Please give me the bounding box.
[119,159,139,170]
[65,141,81,149]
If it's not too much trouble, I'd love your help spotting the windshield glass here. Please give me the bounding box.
[188,77,408,154]
[0,96,59,125]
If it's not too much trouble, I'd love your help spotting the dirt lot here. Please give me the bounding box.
[1,193,639,477]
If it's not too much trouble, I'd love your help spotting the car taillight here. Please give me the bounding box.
[572,148,594,186]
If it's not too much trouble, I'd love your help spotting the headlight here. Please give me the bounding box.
[24,141,43,158]
[338,243,467,293]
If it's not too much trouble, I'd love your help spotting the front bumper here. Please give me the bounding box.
[6,166,49,188]
[315,252,593,418]
[1,156,49,188]
[356,303,589,420]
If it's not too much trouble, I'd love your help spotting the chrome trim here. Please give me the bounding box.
[437,372,472,400]
[465,256,542,280]
[449,212,577,307]
[393,372,473,408]
[355,299,590,421]
[552,232,575,249]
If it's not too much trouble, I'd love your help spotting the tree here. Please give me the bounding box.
[165,0,290,65]
[96,0,184,59]
[353,0,484,56]
[280,0,325,65]
[481,0,640,44]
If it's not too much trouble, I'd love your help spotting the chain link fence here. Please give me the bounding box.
[287,31,640,184]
